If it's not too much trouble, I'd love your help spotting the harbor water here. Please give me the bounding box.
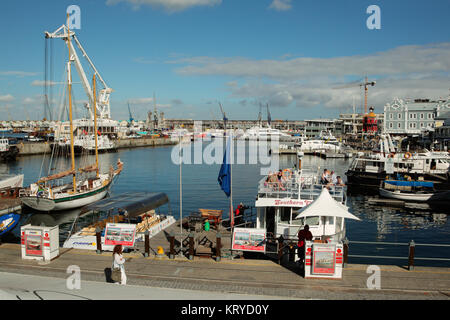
[2,141,450,267]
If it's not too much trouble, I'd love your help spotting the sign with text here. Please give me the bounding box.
[312,244,336,275]
[232,227,266,252]
[104,223,136,247]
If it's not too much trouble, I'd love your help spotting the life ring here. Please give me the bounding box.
[282,169,292,179]
[404,152,412,159]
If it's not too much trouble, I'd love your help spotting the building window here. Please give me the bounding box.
[389,123,393,128]
[398,123,401,128]
[420,122,424,128]
[420,113,424,119]
[398,113,402,119]
[389,113,393,119]
[428,113,432,119]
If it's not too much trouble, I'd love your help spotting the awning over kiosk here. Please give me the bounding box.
[295,188,361,221]
[80,192,169,218]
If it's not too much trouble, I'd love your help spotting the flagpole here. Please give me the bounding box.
[179,134,183,256]
[230,134,234,229]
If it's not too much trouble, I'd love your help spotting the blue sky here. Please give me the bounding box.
[0,0,449,121]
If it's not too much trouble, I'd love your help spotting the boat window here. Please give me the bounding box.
[278,207,291,223]
[305,216,320,226]
[290,208,303,225]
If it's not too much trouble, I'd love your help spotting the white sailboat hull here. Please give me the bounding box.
[21,184,110,211]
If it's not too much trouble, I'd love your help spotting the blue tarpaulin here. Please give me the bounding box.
[385,180,434,187]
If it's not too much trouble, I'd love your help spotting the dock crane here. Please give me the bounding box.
[44,23,113,120]
[127,102,134,124]
[218,102,228,130]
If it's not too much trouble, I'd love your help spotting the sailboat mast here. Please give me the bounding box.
[66,14,77,193]
[93,74,99,178]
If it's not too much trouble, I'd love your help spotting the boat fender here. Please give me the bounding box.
[389,152,395,158]
[404,152,412,159]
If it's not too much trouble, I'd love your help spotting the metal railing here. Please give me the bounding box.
[344,238,450,270]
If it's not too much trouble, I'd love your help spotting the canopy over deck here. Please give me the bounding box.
[295,188,361,221]
[80,192,169,218]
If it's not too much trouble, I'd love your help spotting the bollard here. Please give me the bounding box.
[188,232,194,260]
[408,240,415,271]
[216,233,221,262]
[169,233,175,259]
[144,230,150,257]
[277,235,284,265]
[96,227,102,254]
[343,238,349,268]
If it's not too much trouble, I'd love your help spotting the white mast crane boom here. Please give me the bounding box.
[45,24,112,120]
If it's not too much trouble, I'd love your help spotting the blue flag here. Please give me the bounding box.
[218,136,231,197]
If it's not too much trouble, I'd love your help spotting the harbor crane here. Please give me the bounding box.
[127,102,134,124]
[334,76,376,115]
[44,23,113,120]
[218,102,228,129]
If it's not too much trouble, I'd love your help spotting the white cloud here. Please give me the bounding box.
[128,97,154,104]
[170,42,450,110]
[0,71,38,77]
[173,43,450,80]
[0,94,14,102]
[268,0,292,11]
[31,80,58,87]
[106,0,222,12]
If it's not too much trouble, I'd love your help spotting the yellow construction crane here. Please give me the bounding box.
[334,76,376,115]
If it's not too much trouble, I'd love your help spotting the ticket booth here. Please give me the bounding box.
[304,241,343,279]
[21,224,59,261]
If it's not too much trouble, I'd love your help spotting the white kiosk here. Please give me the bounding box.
[295,188,361,279]
[21,224,59,261]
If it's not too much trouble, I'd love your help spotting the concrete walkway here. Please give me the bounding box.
[0,243,449,300]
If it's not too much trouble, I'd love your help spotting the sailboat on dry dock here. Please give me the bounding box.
[19,17,123,211]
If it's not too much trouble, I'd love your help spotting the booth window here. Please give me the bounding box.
[305,216,320,226]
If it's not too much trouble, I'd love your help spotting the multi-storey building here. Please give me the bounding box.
[384,98,449,135]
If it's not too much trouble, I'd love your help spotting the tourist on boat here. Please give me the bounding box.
[112,245,127,285]
[336,176,345,186]
[330,171,337,185]
[321,169,330,185]
[297,225,313,264]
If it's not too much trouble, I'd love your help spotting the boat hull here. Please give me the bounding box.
[379,188,450,202]
[21,184,110,211]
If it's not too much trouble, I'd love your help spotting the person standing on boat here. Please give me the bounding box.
[112,245,127,285]
[297,225,313,264]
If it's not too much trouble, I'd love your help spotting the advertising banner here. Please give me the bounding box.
[104,223,136,247]
[232,227,266,252]
[312,244,336,275]
[24,229,43,256]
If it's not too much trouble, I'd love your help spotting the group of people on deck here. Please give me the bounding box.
[320,169,345,187]
[264,169,291,191]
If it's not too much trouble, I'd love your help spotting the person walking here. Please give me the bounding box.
[112,244,127,285]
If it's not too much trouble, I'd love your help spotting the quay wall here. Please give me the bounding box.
[115,137,177,149]
[16,137,177,156]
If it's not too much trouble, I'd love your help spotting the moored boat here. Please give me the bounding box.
[63,192,176,251]
[379,180,450,202]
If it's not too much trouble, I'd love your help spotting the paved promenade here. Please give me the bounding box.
[0,243,449,300]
